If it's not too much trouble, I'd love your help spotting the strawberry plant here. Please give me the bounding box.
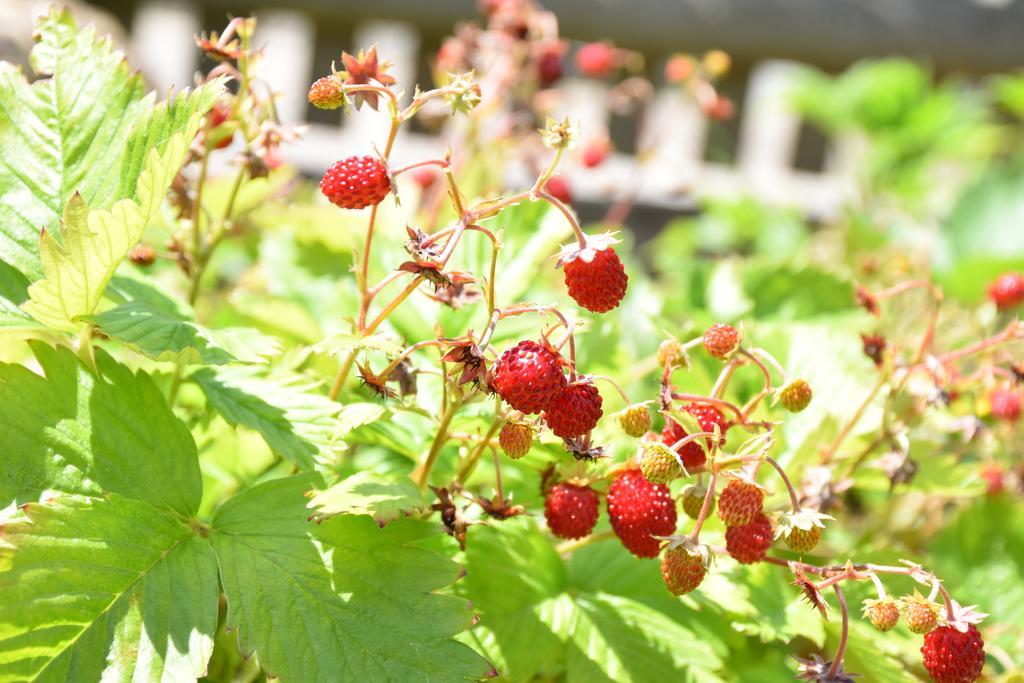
[1,3,1022,682]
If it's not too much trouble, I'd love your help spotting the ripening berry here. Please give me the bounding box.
[499,421,533,459]
[308,76,345,110]
[863,598,900,632]
[725,513,773,564]
[784,525,821,553]
[657,339,685,369]
[681,483,713,519]
[618,403,651,437]
[639,442,682,485]
[129,244,156,266]
[987,272,1024,311]
[543,380,603,439]
[661,403,728,470]
[320,156,391,209]
[581,137,612,168]
[921,624,985,683]
[576,42,615,77]
[661,545,707,596]
[779,379,813,412]
[901,596,940,635]
[493,340,567,414]
[563,247,628,313]
[717,480,764,527]
[989,388,1021,422]
[205,101,234,149]
[702,323,739,359]
[544,176,572,204]
[606,469,677,558]
[545,483,600,540]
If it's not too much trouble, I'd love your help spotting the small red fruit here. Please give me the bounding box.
[664,54,695,84]
[989,388,1021,422]
[717,479,764,527]
[412,167,437,190]
[702,323,739,359]
[545,483,600,540]
[661,403,728,470]
[563,246,628,313]
[544,175,572,204]
[921,624,985,683]
[543,379,603,439]
[206,101,234,149]
[606,469,677,558]
[129,244,156,266]
[493,340,566,414]
[725,512,773,564]
[320,156,391,209]
[576,42,616,78]
[537,44,564,85]
[661,543,709,596]
[987,272,1024,311]
[581,137,612,168]
[498,421,533,459]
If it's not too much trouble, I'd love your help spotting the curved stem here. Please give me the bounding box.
[826,585,850,679]
[687,469,718,541]
[739,348,773,392]
[536,191,587,248]
[591,374,630,403]
[765,456,801,512]
[820,375,886,463]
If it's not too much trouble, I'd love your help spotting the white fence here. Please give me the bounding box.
[130,1,859,220]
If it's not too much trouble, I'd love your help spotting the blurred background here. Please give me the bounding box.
[5,0,1024,239]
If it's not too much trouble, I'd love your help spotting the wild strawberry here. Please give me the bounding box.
[681,482,713,519]
[320,156,391,209]
[412,167,438,190]
[703,93,734,121]
[662,403,728,470]
[560,237,628,313]
[639,442,682,485]
[863,598,901,632]
[499,421,533,459]
[581,137,612,168]
[543,379,603,439]
[544,175,572,204]
[725,512,772,564]
[921,624,985,683]
[493,340,567,414]
[661,539,711,596]
[784,526,820,553]
[576,42,616,78]
[776,509,830,553]
[664,54,695,84]
[129,244,156,266]
[702,323,739,359]
[308,76,345,110]
[545,483,600,540]
[987,272,1024,311]
[606,469,677,558]
[537,44,564,85]
[901,594,940,634]
[717,479,764,527]
[618,403,651,437]
[205,101,234,149]
[657,339,687,369]
[979,464,1004,495]
[779,379,813,413]
[989,388,1021,422]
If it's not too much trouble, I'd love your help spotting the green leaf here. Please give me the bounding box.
[0,344,216,681]
[307,471,427,523]
[0,494,218,683]
[0,261,36,328]
[309,332,404,358]
[192,366,342,470]
[84,301,281,365]
[0,8,222,280]
[211,475,491,682]
[20,94,212,332]
[0,342,201,514]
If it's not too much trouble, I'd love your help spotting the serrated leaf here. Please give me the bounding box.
[84,301,281,365]
[310,332,404,358]
[211,475,491,682]
[0,8,223,280]
[192,366,341,470]
[19,89,216,332]
[0,342,201,514]
[334,401,388,440]
[0,261,36,328]
[306,471,427,523]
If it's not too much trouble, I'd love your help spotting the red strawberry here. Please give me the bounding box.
[498,421,533,459]
[661,403,728,470]
[308,76,345,110]
[576,42,615,77]
[725,512,772,564]
[545,482,600,539]
[717,479,764,527]
[606,469,677,558]
[989,388,1021,422]
[702,323,739,359]
[661,541,710,596]
[412,167,438,190]
[205,101,234,149]
[537,44,564,85]
[563,246,628,313]
[543,379,603,439]
[544,176,572,204]
[320,156,391,209]
[921,625,985,683]
[493,340,566,414]
[581,137,612,168]
[987,272,1024,311]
